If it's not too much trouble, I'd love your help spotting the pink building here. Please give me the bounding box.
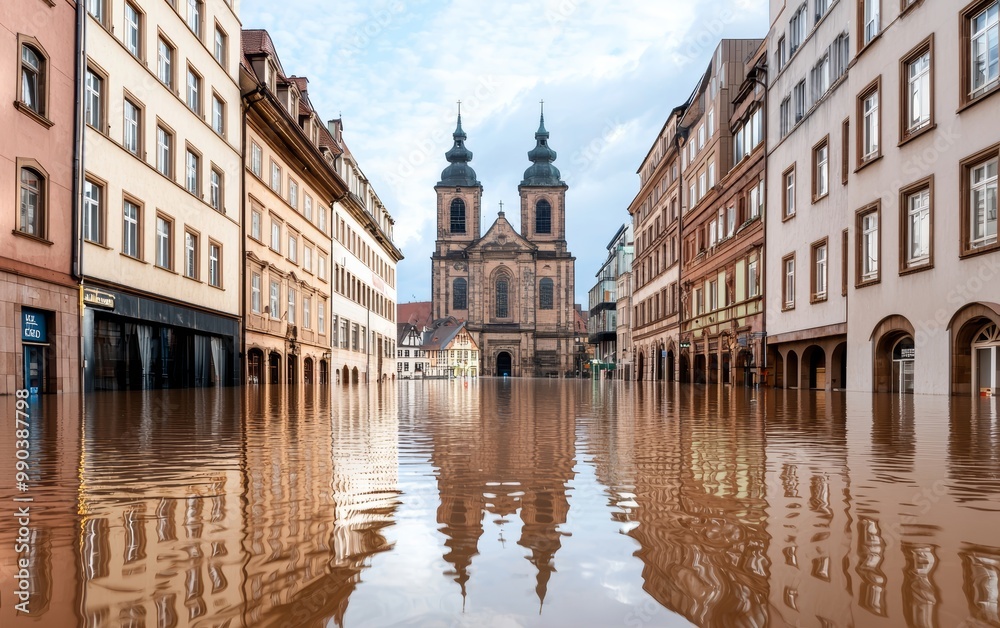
[0,0,80,394]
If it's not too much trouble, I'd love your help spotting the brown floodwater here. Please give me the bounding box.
[1,381,999,627]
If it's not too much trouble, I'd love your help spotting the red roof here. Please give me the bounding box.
[398,302,433,329]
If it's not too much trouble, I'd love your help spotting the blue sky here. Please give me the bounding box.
[240,0,768,305]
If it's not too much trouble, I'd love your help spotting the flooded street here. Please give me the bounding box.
[2,380,1000,627]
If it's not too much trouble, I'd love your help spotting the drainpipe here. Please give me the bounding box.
[72,0,86,394]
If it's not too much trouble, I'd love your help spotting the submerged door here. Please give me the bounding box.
[23,345,45,394]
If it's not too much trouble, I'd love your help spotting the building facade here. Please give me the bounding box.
[629,107,684,382]
[1,0,80,394]
[615,238,634,380]
[678,40,767,387]
[588,223,632,377]
[431,110,577,377]
[241,30,346,387]
[80,0,242,391]
[329,120,402,385]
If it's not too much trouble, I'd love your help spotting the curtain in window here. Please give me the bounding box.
[210,336,224,385]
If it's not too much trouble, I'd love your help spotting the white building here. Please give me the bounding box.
[81,0,242,390]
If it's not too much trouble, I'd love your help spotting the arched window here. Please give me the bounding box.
[535,199,552,234]
[19,167,44,238]
[539,278,554,309]
[453,277,467,310]
[495,278,509,318]
[21,44,43,115]
[450,198,466,234]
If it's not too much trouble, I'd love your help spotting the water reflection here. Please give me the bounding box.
[0,383,998,626]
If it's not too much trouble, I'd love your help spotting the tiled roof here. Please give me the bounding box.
[398,302,433,329]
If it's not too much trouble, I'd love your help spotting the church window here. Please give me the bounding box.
[536,199,552,234]
[453,277,467,310]
[539,278,554,309]
[450,198,466,233]
[495,278,509,318]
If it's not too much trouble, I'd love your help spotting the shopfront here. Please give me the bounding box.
[82,286,239,392]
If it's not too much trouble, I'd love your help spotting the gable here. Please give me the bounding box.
[467,215,536,254]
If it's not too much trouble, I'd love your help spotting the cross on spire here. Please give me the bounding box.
[498,200,504,214]
[457,100,462,115]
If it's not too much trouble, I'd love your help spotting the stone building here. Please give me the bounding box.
[587,223,632,377]
[431,109,577,377]
[1,0,80,394]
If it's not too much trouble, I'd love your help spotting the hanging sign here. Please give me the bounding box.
[21,309,47,343]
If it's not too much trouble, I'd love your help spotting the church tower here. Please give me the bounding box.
[432,108,482,320]
[519,104,569,253]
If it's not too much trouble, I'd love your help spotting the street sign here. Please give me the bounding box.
[21,309,47,343]
[679,341,691,349]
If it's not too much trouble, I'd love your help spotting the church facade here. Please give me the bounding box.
[431,110,577,377]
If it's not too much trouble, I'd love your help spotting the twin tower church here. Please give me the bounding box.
[431,107,577,377]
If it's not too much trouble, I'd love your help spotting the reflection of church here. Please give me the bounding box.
[431,106,577,377]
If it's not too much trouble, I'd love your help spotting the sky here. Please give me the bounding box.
[240,0,769,306]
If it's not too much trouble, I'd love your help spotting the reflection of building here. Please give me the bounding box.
[426,380,576,609]
[1,1,80,394]
[430,108,577,377]
[241,30,346,387]
[588,223,633,378]
[81,0,242,391]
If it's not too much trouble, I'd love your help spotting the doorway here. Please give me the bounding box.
[23,345,46,394]
[497,351,512,377]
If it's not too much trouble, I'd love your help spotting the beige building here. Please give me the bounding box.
[81,0,242,390]
[329,121,403,385]
[629,107,684,381]
[432,110,577,377]
[767,0,1000,395]
[240,30,346,387]
[1,0,80,394]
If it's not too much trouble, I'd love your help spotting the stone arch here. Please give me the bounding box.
[247,348,264,385]
[490,266,515,320]
[769,349,784,388]
[351,366,359,384]
[871,314,916,393]
[342,365,350,386]
[679,351,691,383]
[268,351,281,385]
[786,350,799,389]
[801,345,825,389]
[831,342,848,391]
[949,302,1000,395]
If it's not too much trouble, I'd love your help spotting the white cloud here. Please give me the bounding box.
[240,0,767,303]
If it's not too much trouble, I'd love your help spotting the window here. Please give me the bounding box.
[288,179,298,209]
[783,165,796,219]
[966,1,999,100]
[269,280,280,318]
[832,31,851,78]
[251,272,261,313]
[857,204,881,285]
[270,160,281,194]
[123,200,140,258]
[783,254,796,309]
[708,279,718,311]
[812,53,831,100]
[861,0,880,47]
[794,80,807,122]
[156,126,173,177]
[18,167,45,238]
[536,199,552,234]
[287,288,296,325]
[749,178,764,220]
[776,35,787,71]
[124,3,141,58]
[271,220,280,251]
[964,151,998,253]
[83,179,103,244]
[790,4,807,53]
[842,118,850,185]
[539,278,554,310]
[726,205,736,237]
[212,95,224,135]
[698,124,705,149]
[210,168,223,212]
[214,26,227,67]
[748,257,760,298]
[319,206,327,233]
[156,215,172,270]
[304,247,312,273]
[85,68,103,130]
[251,209,261,241]
[699,171,706,197]
[495,278,509,318]
[123,99,141,155]
[816,0,830,21]
[318,255,327,280]
[450,198,466,233]
[288,234,297,262]
[811,240,828,301]
[900,179,932,270]
[708,162,716,188]
[20,44,44,116]
[187,0,202,38]
[318,302,325,334]
[185,149,200,196]
[858,79,881,165]
[780,96,792,137]
[186,68,201,114]
[902,41,932,138]
[206,242,221,288]
[87,0,105,25]
[184,230,199,279]
[813,138,829,201]
[250,142,262,177]
[303,296,311,329]
[453,278,467,310]
[304,195,313,222]
[157,38,173,88]
[707,107,714,137]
